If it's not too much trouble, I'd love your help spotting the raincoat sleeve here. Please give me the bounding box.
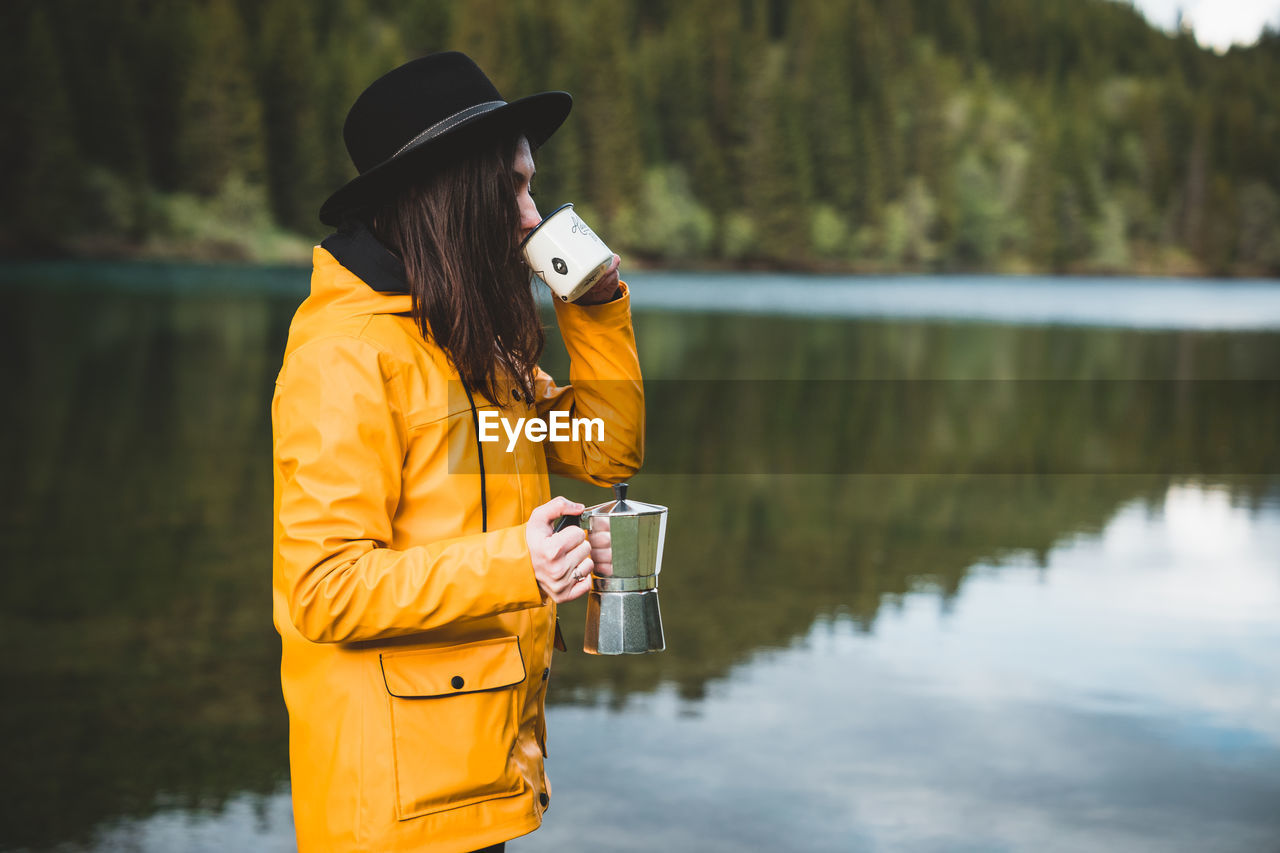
[533,281,644,485]
[273,336,544,644]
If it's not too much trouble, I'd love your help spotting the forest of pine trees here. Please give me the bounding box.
[2,0,1278,275]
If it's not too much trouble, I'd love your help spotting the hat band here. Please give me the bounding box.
[389,99,507,160]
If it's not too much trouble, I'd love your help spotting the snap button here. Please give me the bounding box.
[539,792,549,807]
[512,388,523,402]
[541,667,549,681]
[450,675,465,690]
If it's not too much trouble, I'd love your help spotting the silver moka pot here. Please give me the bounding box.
[556,483,667,654]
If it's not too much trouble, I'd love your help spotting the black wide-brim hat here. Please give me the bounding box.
[319,51,571,226]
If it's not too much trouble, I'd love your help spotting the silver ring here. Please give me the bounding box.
[571,569,582,583]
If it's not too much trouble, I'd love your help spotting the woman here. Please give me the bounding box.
[271,52,644,853]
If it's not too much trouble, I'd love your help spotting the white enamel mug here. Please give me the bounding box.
[520,203,614,303]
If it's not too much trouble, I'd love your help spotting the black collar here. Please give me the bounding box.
[320,219,408,294]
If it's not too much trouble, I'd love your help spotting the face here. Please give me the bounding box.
[512,137,541,242]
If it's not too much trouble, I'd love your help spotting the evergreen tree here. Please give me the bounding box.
[1024,109,1059,269]
[131,1,195,191]
[741,45,810,262]
[258,0,325,233]
[176,0,265,196]
[450,0,527,95]
[854,108,885,229]
[5,0,1279,273]
[101,50,151,239]
[572,3,646,224]
[793,0,859,214]
[9,7,82,248]
[315,0,406,211]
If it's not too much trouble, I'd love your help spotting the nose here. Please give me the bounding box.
[518,190,541,240]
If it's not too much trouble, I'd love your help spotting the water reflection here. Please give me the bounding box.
[623,272,1280,329]
[35,485,1280,852]
[0,264,1277,851]
[523,486,1280,853]
[0,272,295,851]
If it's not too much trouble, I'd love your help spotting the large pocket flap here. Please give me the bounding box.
[380,636,526,699]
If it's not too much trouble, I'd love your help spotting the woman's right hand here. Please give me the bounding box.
[526,497,594,603]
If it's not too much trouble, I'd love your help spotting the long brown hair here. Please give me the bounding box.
[369,134,543,404]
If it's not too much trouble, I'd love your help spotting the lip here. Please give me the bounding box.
[518,202,574,251]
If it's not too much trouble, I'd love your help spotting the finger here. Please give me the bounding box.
[530,496,585,532]
[557,555,592,596]
[546,542,587,590]
[579,256,622,304]
[587,543,611,569]
[559,539,590,578]
[540,530,582,569]
[598,265,620,290]
[548,526,587,561]
[564,557,594,596]
[572,564,595,598]
[586,528,611,574]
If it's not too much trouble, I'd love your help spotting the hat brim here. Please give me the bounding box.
[319,90,571,226]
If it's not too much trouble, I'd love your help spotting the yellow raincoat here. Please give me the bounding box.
[272,239,643,852]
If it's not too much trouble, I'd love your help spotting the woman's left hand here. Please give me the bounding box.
[586,516,612,578]
[573,254,622,305]
[526,497,595,602]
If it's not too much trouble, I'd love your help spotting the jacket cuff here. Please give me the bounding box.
[488,524,545,608]
[553,280,632,337]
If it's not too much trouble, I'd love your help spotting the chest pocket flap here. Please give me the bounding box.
[380,636,526,698]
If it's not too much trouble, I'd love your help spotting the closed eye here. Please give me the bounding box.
[512,170,536,193]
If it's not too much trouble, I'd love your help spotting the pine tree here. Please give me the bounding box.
[572,3,646,223]
[1024,107,1059,268]
[741,45,810,262]
[258,0,324,233]
[131,1,195,191]
[794,0,859,214]
[450,0,526,95]
[6,0,1280,272]
[176,0,265,195]
[101,50,150,239]
[9,7,82,248]
[315,0,407,209]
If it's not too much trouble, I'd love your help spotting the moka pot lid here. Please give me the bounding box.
[586,483,666,517]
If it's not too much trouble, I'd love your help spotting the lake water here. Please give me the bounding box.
[1,264,1278,852]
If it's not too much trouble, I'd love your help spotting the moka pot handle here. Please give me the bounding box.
[552,514,582,534]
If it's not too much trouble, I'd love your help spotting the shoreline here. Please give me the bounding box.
[0,239,1274,281]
